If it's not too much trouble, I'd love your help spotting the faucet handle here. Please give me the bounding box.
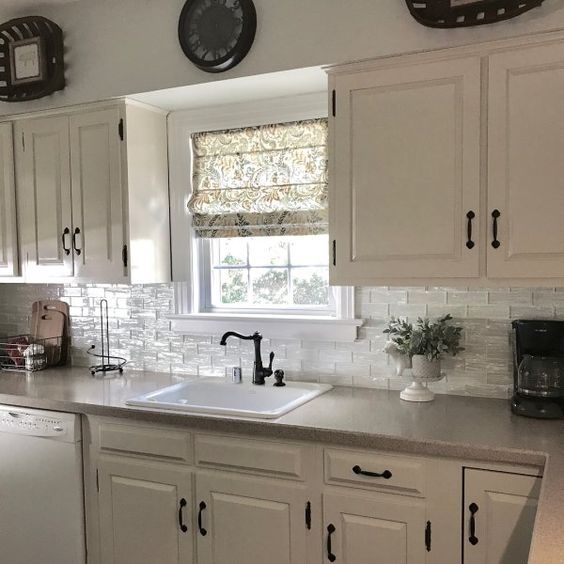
[268,351,275,371]
[273,370,285,387]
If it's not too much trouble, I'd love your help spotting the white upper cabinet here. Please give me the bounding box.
[0,123,19,277]
[329,35,564,285]
[487,42,564,279]
[69,108,125,282]
[16,115,74,279]
[329,57,481,285]
[13,100,170,284]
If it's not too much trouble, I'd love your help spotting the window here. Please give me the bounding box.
[204,234,331,314]
[189,118,333,316]
[167,95,361,341]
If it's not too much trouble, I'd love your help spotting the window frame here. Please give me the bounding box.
[202,235,335,316]
[167,93,362,341]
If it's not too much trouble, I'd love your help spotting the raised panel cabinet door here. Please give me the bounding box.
[323,492,427,564]
[15,116,73,279]
[330,56,481,284]
[70,108,126,282]
[488,43,564,279]
[0,123,18,277]
[98,458,193,564]
[196,472,308,564]
[463,468,541,564]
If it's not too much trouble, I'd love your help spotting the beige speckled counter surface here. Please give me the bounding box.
[0,367,561,564]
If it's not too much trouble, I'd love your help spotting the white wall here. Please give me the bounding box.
[1,0,564,115]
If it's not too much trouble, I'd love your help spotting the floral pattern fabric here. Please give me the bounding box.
[188,119,328,238]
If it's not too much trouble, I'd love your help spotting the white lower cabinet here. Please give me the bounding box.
[463,468,541,564]
[97,457,193,564]
[195,472,308,564]
[86,418,543,564]
[323,492,427,564]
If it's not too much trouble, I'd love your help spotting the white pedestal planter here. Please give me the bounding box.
[400,355,444,403]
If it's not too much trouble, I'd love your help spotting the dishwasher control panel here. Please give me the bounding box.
[0,410,69,438]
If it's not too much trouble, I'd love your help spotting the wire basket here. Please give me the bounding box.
[0,335,64,372]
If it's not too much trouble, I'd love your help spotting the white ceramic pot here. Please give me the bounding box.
[411,355,441,380]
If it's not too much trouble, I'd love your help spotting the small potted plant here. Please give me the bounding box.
[383,317,413,377]
[401,315,464,401]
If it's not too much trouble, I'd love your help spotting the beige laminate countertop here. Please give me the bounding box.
[0,367,561,564]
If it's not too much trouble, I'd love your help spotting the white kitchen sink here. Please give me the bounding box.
[126,377,333,419]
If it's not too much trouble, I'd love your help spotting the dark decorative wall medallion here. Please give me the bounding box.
[178,0,257,73]
[405,0,545,28]
[0,16,65,102]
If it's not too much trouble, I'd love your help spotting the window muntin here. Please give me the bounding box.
[205,234,332,313]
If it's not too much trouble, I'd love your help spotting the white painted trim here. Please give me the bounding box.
[168,92,361,333]
[169,313,363,342]
[168,91,329,283]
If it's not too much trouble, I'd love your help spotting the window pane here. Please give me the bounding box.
[251,268,289,305]
[292,267,329,305]
[249,237,288,266]
[220,269,248,304]
[290,235,328,266]
[218,239,247,266]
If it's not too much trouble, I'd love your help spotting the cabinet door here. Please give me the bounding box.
[488,43,564,279]
[330,57,481,284]
[323,492,426,564]
[196,472,308,564]
[70,108,126,282]
[98,458,193,564]
[464,468,541,564]
[16,115,73,279]
[0,123,18,277]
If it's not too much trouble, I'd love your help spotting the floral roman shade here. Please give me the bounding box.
[187,118,328,238]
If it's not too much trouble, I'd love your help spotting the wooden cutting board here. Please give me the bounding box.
[31,300,69,365]
[31,300,69,340]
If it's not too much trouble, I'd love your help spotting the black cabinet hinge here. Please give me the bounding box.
[425,521,431,552]
[118,118,124,141]
[332,90,336,117]
[332,240,336,266]
[122,244,128,268]
[96,469,100,493]
[305,501,311,530]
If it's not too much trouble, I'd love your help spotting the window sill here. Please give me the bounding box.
[169,313,363,342]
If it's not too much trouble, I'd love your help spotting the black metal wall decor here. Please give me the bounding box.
[0,16,65,102]
[178,0,257,73]
[405,0,545,28]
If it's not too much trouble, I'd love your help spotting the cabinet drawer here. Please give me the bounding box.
[195,434,307,480]
[325,448,426,496]
[99,423,192,463]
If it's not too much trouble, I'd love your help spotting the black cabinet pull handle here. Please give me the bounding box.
[469,502,479,546]
[352,465,392,479]
[198,501,207,536]
[61,227,71,256]
[466,211,476,249]
[178,498,188,533]
[327,523,336,562]
[491,209,501,249]
[72,227,82,256]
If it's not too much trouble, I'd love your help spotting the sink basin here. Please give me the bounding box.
[125,377,333,419]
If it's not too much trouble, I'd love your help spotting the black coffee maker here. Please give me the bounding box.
[512,320,564,419]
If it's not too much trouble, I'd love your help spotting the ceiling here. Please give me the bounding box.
[130,66,327,112]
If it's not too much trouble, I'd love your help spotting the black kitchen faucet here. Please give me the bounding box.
[219,331,275,385]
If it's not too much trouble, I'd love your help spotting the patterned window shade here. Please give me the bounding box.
[187,118,328,238]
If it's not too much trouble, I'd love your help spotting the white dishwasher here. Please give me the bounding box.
[0,405,85,564]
